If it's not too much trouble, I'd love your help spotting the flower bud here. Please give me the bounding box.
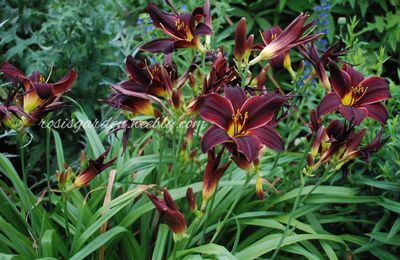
[147,189,187,235]
[73,148,116,189]
[186,187,197,212]
[201,150,231,212]
[255,174,265,200]
[338,17,346,26]
[171,89,182,110]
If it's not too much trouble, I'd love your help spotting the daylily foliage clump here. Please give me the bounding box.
[102,1,390,235]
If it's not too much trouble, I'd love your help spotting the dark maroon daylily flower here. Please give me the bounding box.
[107,55,185,116]
[306,117,387,173]
[199,86,287,163]
[187,50,237,113]
[201,148,231,211]
[73,148,116,188]
[253,26,289,70]
[0,62,77,126]
[298,40,348,91]
[204,50,237,94]
[249,13,321,66]
[140,2,212,53]
[318,62,390,125]
[234,18,254,64]
[146,188,187,235]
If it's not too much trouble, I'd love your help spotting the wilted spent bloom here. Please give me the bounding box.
[72,148,116,189]
[201,149,231,212]
[298,39,348,92]
[318,61,390,125]
[305,115,387,174]
[234,18,254,65]
[249,13,321,66]
[187,49,237,113]
[146,188,187,235]
[140,2,212,53]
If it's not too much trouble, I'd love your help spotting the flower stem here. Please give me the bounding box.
[17,133,27,185]
[210,173,252,243]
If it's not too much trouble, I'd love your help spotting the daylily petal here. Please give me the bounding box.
[269,14,308,48]
[199,93,234,130]
[233,135,261,162]
[346,128,366,154]
[317,93,341,116]
[201,126,231,152]
[261,26,282,45]
[224,86,247,111]
[251,124,284,151]
[147,3,178,35]
[269,53,285,70]
[363,103,388,125]
[339,104,367,125]
[53,68,77,96]
[119,80,147,93]
[194,23,213,36]
[342,64,364,86]
[329,61,351,98]
[0,62,31,90]
[326,120,344,139]
[241,94,287,130]
[173,39,196,49]
[140,38,175,53]
[125,56,150,85]
[34,83,54,99]
[358,77,390,105]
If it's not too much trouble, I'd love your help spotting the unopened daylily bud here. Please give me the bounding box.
[307,153,314,167]
[171,89,182,110]
[234,18,247,62]
[189,149,198,160]
[147,188,187,235]
[188,73,196,89]
[255,174,265,200]
[234,18,253,65]
[297,60,305,78]
[80,151,87,169]
[73,148,116,189]
[283,53,297,80]
[244,34,254,61]
[186,187,197,212]
[56,167,72,189]
[201,149,231,212]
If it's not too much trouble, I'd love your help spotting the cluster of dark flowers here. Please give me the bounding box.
[0,0,390,238]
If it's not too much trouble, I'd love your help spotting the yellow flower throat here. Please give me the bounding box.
[341,84,368,106]
[228,109,249,137]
